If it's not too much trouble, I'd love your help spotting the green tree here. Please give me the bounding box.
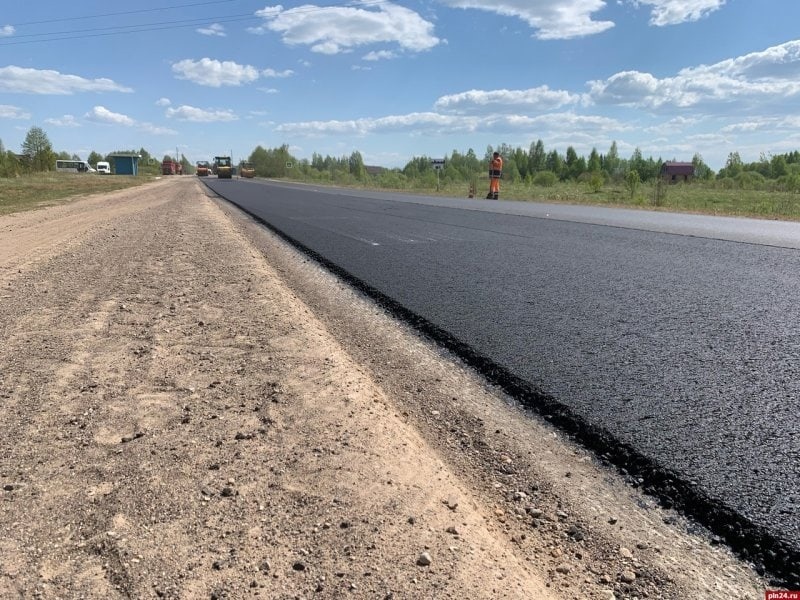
[22,126,55,172]
[87,151,104,166]
[349,150,366,181]
[249,145,270,175]
[545,150,563,179]
[588,171,604,193]
[0,139,6,177]
[528,140,546,174]
[511,146,528,179]
[588,147,601,173]
[692,153,714,180]
[771,154,788,178]
[565,146,579,179]
[719,152,743,178]
[626,169,640,200]
[180,153,193,174]
[604,141,620,178]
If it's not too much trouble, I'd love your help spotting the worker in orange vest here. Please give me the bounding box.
[487,151,503,199]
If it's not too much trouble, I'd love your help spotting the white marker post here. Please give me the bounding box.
[431,158,445,191]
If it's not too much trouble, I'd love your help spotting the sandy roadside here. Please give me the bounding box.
[0,177,766,599]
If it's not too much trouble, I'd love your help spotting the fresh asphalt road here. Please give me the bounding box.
[204,177,800,573]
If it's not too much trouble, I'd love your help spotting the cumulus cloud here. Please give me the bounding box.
[45,114,80,127]
[632,0,726,26]
[141,123,178,135]
[720,115,800,134]
[252,2,440,54]
[589,39,800,110]
[0,25,14,37]
[0,66,132,94]
[197,23,226,36]
[363,50,397,61]
[0,104,30,119]
[86,106,135,126]
[172,58,260,87]
[262,68,294,78]
[435,86,584,114]
[437,0,613,40]
[276,110,624,136]
[84,105,176,134]
[165,105,238,122]
[156,97,172,107]
[277,112,472,136]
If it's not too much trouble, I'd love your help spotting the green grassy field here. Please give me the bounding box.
[390,178,800,221]
[0,172,155,216]
[3,171,800,221]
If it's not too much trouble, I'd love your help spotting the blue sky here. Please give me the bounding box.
[2,0,800,170]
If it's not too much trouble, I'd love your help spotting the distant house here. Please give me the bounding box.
[108,153,141,176]
[661,161,694,183]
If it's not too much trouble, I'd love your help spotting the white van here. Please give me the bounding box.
[96,161,111,174]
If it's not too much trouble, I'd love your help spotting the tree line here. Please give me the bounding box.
[5,125,800,193]
[0,126,192,177]
[246,141,800,193]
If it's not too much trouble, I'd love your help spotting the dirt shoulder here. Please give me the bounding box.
[0,178,766,599]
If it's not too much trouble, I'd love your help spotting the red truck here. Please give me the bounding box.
[161,159,183,175]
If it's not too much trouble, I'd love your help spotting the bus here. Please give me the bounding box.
[55,159,95,173]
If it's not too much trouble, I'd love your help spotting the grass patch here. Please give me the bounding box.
[359,179,800,221]
[0,172,156,216]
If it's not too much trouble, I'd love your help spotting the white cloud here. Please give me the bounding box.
[720,116,800,134]
[258,87,279,94]
[644,115,701,134]
[45,114,80,127]
[276,110,624,136]
[435,86,584,114]
[85,106,135,126]
[589,39,800,110]
[197,23,226,36]
[141,123,178,135]
[172,58,260,87]
[0,104,30,119]
[156,97,172,107]
[277,112,472,136]
[438,0,614,40]
[165,105,238,122]
[0,66,132,95]
[0,25,14,37]
[253,3,440,54]
[262,68,294,78]
[84,105,176,135]
[632,0,726,26]
[363,50,397,61]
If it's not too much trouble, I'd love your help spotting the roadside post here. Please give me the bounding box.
[431,158,445,191]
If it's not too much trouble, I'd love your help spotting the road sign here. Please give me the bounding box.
[431,158,446,170]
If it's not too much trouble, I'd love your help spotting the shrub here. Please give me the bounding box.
[625,169,640,199]
[533,171,557,187]
[735,171,765,189]
[588,171,604,193]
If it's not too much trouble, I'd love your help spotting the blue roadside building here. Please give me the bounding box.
[108,154,141,175]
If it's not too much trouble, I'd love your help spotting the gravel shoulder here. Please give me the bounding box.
[0,177,767,599]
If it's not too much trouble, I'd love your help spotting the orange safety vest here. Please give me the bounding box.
[489,156,503,179]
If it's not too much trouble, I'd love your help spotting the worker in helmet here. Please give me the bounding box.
[487,151,503,199]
